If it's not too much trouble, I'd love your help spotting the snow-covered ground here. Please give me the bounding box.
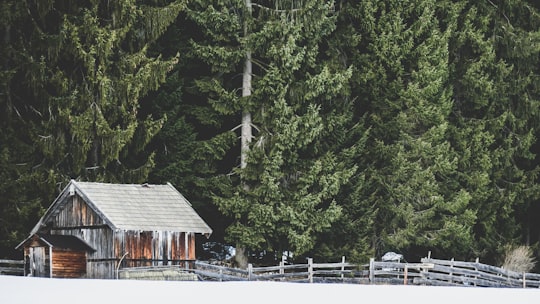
[1,275,539,304]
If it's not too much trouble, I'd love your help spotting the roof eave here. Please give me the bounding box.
[19,180,117,247]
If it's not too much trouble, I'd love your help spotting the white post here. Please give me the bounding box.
[473,257,480,287]
[308,258,313,283]
[449,258,454,284]
[341,256,346,280]
[49,247,53,278]
[369,258,375,283]
[248,263,253,281]
[279,255,285,281]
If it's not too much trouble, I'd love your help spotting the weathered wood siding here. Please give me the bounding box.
[49,195,115,279]
[44,194,199,279]
[24,246,50,278]
[188,233,196,259]
[52,228,115,279]
[115,231,196,269]
[52,249,86,278]
[53,195,106,227]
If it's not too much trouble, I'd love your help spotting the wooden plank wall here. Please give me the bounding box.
[51,195,117,279]
[23,246,50,278]
[53,196,106,227]
[52,250,86,278]
[47,194,199,279]
[115,231,194,268]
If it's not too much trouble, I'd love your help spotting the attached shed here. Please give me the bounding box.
[17,180,212,279]
[18,234,95,278]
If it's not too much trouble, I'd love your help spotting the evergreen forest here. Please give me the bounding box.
[1,0,540,269]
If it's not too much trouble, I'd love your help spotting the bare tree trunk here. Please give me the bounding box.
[234,0,252,270]
[235,54,251,269]
[240,51,252,170]
[233,247,249,270]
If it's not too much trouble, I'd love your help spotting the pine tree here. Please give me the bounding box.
[304,1,373,263]
[39,0,184,182]
[0,0,55,258]
[0,0,183,257]
[4,0,184,183]
[187,0,356,265]
[446,0,540,263]
[337,0,478,260]
[144,17,238,248]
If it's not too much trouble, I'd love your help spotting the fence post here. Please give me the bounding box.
[248,263,253,281]
[474,257,479,287]
[369,258,375,284]
[523,272,526,288]
[341,256,345,280]
[308,258,313,283]
[403,265,408,285]
[449,258,454,285]
[279,256,285,281]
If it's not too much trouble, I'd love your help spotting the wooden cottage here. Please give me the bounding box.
[17,180,212,279]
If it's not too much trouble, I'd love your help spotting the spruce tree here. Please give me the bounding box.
[39,0,183,182]
[0,0,183,257]
[187,0,356,265]
[338,0,478,260]
[0,0,56,258]
[3,0,184,183]
[446,0,540,263]
[143,15,238,250]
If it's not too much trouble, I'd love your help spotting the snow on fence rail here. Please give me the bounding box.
[192,255,540,288]
[0,259,24,276]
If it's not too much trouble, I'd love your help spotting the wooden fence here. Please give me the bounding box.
[0,259,24,276]
[193,257,369,283]
[4,255,540,288]
[191,256,540,288]
[414,257,540,288]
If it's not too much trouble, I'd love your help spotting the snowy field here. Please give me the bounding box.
[1,275,539,304]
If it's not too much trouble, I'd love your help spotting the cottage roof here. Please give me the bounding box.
[40,234,96,251]
[29,180,212,236]
[75,181,212,234]
[17,234,95,252]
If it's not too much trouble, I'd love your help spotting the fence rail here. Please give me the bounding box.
[191,255,540,288]
[4,254,540,288]
[0,259,24,276]
[193,257,368,283]
[416,257,540,288]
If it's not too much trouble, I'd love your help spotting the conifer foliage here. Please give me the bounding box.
[0,0,183,256]
[187,0,356,263]
[338,0,477,260]
[1,0,540,266]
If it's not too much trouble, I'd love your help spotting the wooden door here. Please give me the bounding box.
[29,247,49,277]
